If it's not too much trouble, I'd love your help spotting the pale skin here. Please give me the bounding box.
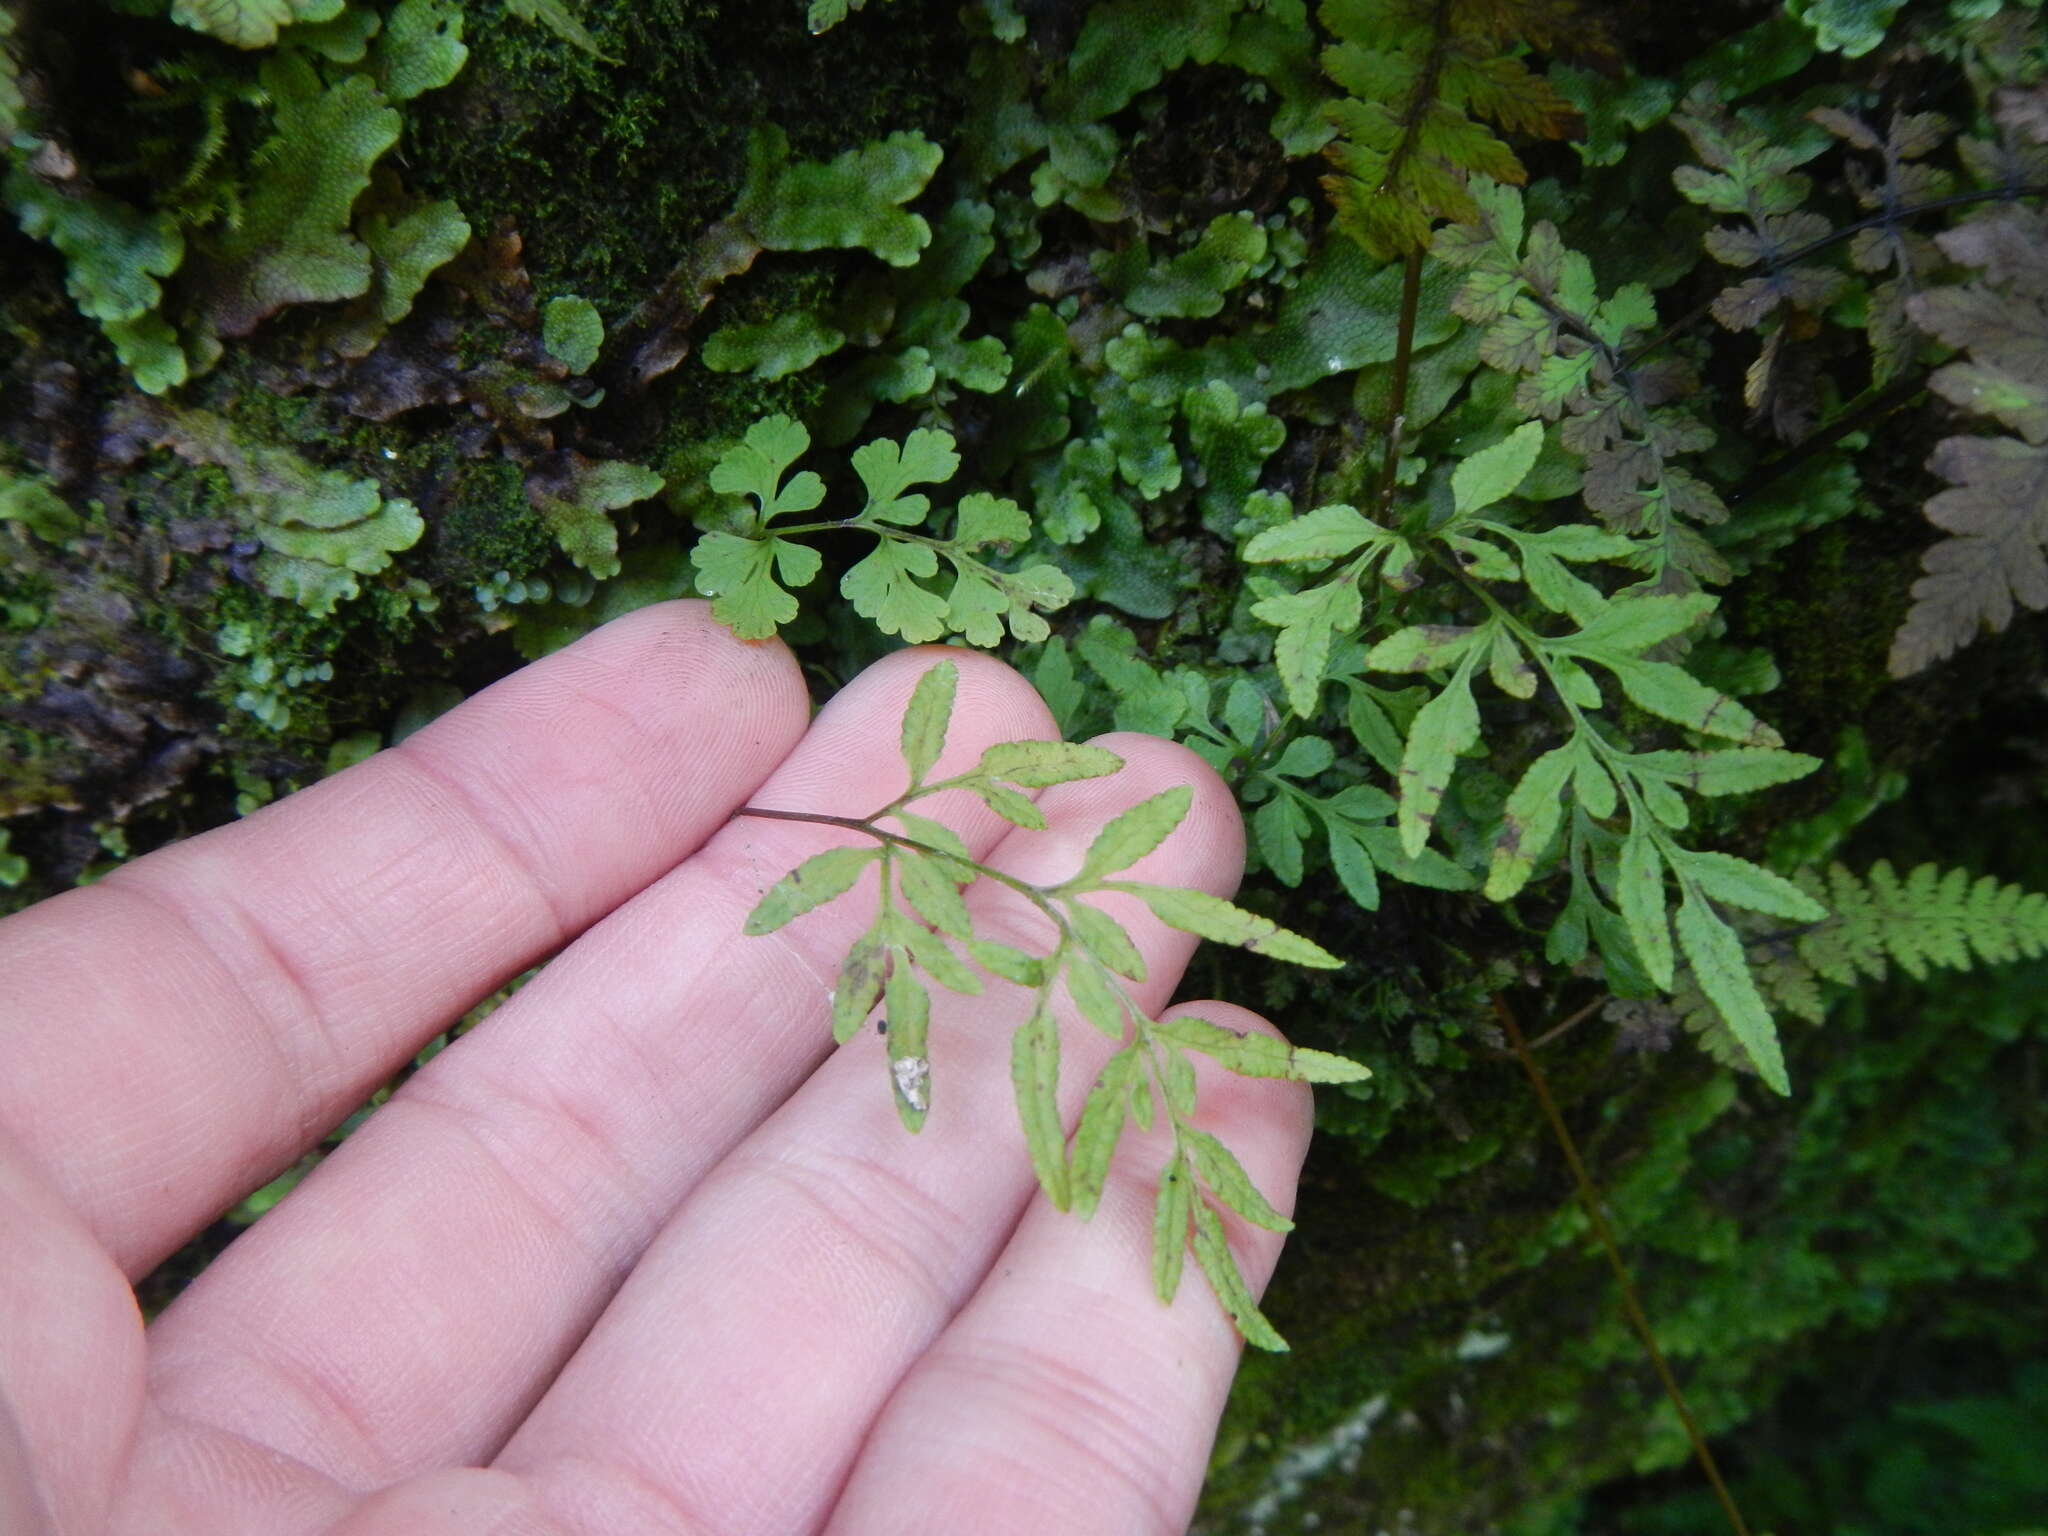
[0,601,1311,1536]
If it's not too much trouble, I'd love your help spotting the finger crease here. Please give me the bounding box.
[390,1092,643,1283]
[741,1150,966,1319]
[386,745,578,951]
[102,873,337,1152]
[522,1450,717,1536]
[156,1348,394,1491]
[938,1336,1182,1531]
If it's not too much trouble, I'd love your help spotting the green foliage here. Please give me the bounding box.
[1044,0,1242,132]
[1206,918,2048,1529]
[541,295,604,374]
[617,117,951,392]
[524,453,663,580]
[700,310,846,381]
[170,0,344,49]
[1613,1362,2048,1536]
[1433,177,1729,585]
[1673,89,1842,333]
[216,619,337,730]
[812,198,1011,443]
[734,123,943,268]
[0,469,83,544]
[1317,0,1583,258]
[131,406,424,616]
[0,10,24,141]
[502,0,611,60]
[0,829,26,888]
[5,172,190,394]
[744,660,1357,1348]
[5,0,473,394]
[328,194,471,357]
[1663,858,2048,1088]
[805,0,861,33]
[1793,860,2048,987]
[1785,0,1906,60]
[1810,104,1953,386]
[691,415,1071,644]
[1098,213,1270,320]
[1239,337,1818,1085]
[13,0,2048,1514]
[374,0,467,100]
[193,55,401,336]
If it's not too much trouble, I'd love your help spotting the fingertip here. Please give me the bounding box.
[573,598,813,746]
[402,598,813,792]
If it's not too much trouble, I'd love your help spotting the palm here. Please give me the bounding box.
[0,602,1306,1536]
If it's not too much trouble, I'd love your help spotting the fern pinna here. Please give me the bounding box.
[1673,861,2048,1075]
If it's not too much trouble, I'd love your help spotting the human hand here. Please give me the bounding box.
[0,602,1310,1536]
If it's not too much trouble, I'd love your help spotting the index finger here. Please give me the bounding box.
[0,600,809,1275]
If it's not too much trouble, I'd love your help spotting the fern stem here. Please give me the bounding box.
[1374,248,1426,518]
[1371,0,1457,238]
[1492,995,1754,1536]
[1620,182,2048,372]
[1525,996,1602,1052]
[1724,372,1928,505]
[735,805,1070,934]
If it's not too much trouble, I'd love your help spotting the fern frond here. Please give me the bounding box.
[1799,860,2048,985]
[1889,195,2048,676]
[1667,859,2048,1084]
[1318,0,1582,259]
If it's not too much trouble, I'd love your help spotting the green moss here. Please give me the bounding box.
[404,0,964,315]
[0,723,75,819]
[202,582,353,738]
[429,455,556,584]
[1197,794,2048,1532]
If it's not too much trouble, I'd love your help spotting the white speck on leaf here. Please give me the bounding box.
[893,1055,930,1113]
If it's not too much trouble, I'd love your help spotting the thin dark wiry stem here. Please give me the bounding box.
[1375,249,1426,518]
[735,805,1065,928]
[1494,995,1753,1536]
[738,806,900,837]
[1725,372,1929,506]
[1620,182,2048,371]
[1526,997,1603,1052]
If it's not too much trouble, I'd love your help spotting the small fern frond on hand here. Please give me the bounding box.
[741,661,1362,1349]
